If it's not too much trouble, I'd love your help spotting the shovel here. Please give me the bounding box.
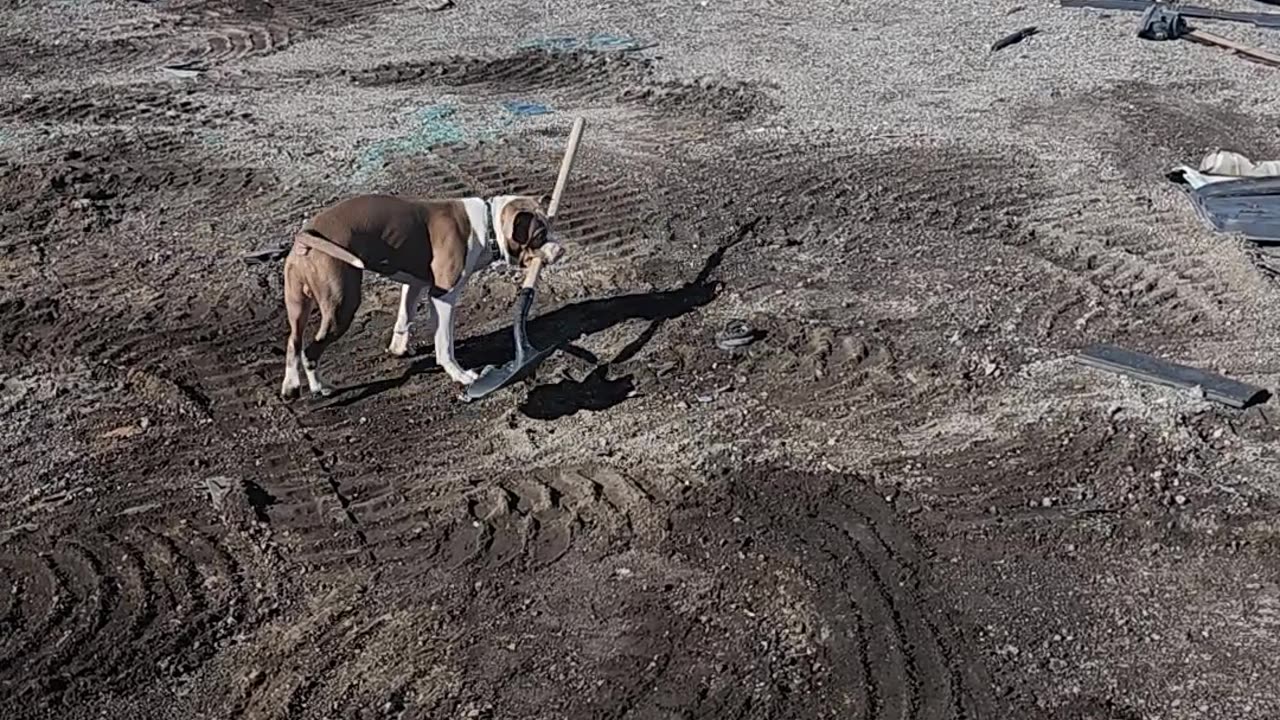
[464,117,585,401]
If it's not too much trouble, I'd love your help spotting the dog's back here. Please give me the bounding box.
[304,194,430,273]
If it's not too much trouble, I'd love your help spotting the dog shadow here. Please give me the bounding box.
[326,217,760,412]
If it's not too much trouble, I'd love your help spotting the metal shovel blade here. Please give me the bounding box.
[464,287,554,400]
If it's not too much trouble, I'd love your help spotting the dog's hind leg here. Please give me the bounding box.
[303,267,361,396]
[281,261,312,400]
[388,281,426,357]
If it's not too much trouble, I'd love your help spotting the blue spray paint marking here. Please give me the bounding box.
[587,33,642,50]
[518,36,579,52]
[502,100,553,118]
[518,33,645,53]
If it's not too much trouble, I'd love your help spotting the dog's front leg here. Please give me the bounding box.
[388,282,427,357]
[430,294,477,385]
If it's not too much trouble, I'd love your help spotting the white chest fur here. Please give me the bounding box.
[459,197,494,273]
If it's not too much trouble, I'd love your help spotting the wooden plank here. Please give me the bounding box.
[1187,29,1280,67]
[1074,344,1270,408]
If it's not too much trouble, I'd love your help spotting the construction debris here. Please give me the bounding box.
[242,244,290,265]
[1137,5,1280,67]
[991,26,1041,52]
[1168,151,1280,243]
[1076,344,1269,409]
[205,476,234,512]
[1061,0,1280,30]
[715,320,758,350]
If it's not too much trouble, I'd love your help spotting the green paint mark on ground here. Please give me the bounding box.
[350,104,466,186]
[348,100,561,187]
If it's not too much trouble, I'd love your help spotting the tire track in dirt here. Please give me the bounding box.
[894,414,1173,529]
[1017,187,1233,337]
[226,590,384,720]
[108,310,378,572]
[0,136,282,358]
[193,467,994,718]
[349,49,777,123]
[165,0,403,66]
[0,239,377,575]
[1,136,272,266]
[361,464,669,572]
[39,0,408,71]
[0,484,269,714]
[0,86,247,127]
[225,464,670,718]
[734,321,902,419]
[715,140,1038,266]
[1008,84,1265,340]
[640,469,996,719]
[709,135,1210,352]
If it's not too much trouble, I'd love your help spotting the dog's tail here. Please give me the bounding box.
[293,229,367,270]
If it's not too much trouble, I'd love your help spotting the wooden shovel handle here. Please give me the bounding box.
[521,257,544,289]
[546,117,585,221]
[519,117,584,291]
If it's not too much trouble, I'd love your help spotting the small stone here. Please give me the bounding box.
[1174,494,1188,506]
[1041,497,1053,508]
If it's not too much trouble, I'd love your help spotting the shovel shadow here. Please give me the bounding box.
[327,217,760,408]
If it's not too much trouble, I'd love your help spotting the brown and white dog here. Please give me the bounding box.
[279,193,562,399]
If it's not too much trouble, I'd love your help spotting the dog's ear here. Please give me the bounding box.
[512,211,537,247]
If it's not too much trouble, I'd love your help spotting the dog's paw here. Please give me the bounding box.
[388,335,411,357]
[313,384,335,398]
[448,368,479,386]
[280,382,301,401]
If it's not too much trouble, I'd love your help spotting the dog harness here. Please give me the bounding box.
[482,198,505,263]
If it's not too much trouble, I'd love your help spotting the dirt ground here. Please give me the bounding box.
[5,0,1280,718]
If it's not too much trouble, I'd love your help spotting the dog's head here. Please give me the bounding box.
[492,195,563,267]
